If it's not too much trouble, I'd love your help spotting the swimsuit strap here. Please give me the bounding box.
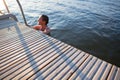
[41,27,46,31]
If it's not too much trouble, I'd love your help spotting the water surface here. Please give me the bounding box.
[5,0,120,66]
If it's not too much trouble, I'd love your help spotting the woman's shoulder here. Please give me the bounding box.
[33,25,42,30]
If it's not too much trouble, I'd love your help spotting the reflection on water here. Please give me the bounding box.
[5,0,120,66]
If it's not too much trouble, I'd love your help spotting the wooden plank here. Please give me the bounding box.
[0,29,52,55]
[0,33,44,59]
[0,29,36,47]
[0,25,34,38]
[85,59,106,80]
[0,26,31,42]
[0,31,33,53]
[1,42,64,79]
[75,56,97,80]
[0,38,58,72]
[0,31,44,58]
[107,66,118,80]
[0,19,16,30]
[0,22,30,36]
[8,43,69,80]
[28,47,74,80]
[0,30,51,57]
[0,40,58,75]
[42,49,79,80]
[114,68,120,80]
[1,41,62,79]
[21,45,73,80]
[0,31,32,49]
[0,27,17,36]
[0,29,30,42]
[1,40,59,74]
[68,55,93,80]
[1,21,120,80]
[0,27,30,38]
[0,28,32,41]
[53,52,89,80]
[33,48,77,80]
[0,29,38,48]
[100,63,112,80]
[0,36,50,65]
[61,54,89,80]
[0,37,58,68]
[0,27,25,35]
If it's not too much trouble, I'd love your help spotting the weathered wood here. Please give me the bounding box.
[69,55,93,80]
[0,37,44,60]
[100,63,112,80]
[28,47,74,80]
[5,43,68,80]
[0,29,36,47]
[76,56,97,80]
[0,19,120,80]
[107,66,118,80]
[19,44,72,80]
[43,48,79,80]
[0,35,44,60]
[84,59,102,80]
[1,41,62,79]
[114,68,120,80]
[0,39,58,72]
[92,61,107,80]
[53,52,88,80]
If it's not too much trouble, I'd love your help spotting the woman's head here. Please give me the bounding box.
[38,15,49,25]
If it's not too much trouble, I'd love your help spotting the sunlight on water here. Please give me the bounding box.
[0,0,5,11]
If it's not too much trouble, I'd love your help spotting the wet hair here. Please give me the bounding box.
[41,15,49,25]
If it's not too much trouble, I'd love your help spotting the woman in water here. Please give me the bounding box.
[33,15,50,36]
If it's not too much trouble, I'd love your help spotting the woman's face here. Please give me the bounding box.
[38,17,43,25]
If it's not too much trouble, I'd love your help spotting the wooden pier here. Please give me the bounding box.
[0,19,120,80]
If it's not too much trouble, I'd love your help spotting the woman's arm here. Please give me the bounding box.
[33,25,42,30]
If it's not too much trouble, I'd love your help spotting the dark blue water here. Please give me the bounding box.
[6,0,120,66]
